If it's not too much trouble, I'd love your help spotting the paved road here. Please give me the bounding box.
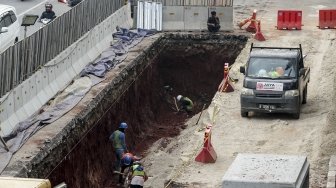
[0,0,71,40]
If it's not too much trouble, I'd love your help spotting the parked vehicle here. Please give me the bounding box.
[239,43,310,119]
[0,4,20,53]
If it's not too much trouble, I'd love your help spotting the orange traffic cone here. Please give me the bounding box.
[218,63,234,92]
[238,18,251,29]
[246,9,257,33]
[254,20,266,41]
[195,124,217,163]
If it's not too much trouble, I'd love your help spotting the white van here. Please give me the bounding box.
[0,4,20,53]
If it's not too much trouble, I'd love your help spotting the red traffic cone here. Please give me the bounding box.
[218,63,234,92]
[246,9,257,33]
[238,18,251,29]
[195,124,217,163]
[254,20,266,41]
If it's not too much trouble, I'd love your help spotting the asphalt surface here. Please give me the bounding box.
[0,0,71,40]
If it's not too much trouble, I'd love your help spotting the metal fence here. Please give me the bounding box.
[0,0,124,98]
[131,0,233,6]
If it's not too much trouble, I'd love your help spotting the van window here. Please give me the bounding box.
[0,14,13,27]
[9,11,17,23]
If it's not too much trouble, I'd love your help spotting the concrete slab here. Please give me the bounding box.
[222,153,309,188]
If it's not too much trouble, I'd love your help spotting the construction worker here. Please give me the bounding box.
[177,95,194,115]
[130,161,148,188]
[109,122,128,172]
[207,11,220,32]
[119,152,138,184]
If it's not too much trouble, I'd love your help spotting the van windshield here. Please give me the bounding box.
[247,57,297,79]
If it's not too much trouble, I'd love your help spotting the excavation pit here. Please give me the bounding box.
[9,34,248,187]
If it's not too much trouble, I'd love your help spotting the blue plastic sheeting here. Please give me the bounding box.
[80,27,156,78]
[0,28,156,173]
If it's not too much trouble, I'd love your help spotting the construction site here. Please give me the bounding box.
[1,0,336,187]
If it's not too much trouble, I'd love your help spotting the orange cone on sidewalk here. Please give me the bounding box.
[254,20,266,41]
[195,124,217,163]
[218,63,234,92]
[246,9,257,33]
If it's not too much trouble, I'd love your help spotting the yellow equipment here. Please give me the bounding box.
[0,177,51,188]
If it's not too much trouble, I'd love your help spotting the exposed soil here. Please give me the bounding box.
[46,35,247,187]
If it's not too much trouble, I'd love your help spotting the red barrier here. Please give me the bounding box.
[195,124,217,163]
[319,10,336,29]
[277,10,303,30]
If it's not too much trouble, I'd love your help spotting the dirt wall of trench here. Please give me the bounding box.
[21,34,247,187]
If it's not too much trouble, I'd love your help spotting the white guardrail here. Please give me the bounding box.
[0,4,133,136]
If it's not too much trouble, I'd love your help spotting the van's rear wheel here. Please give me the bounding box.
[241,110,248,117]
[293,112,300,119]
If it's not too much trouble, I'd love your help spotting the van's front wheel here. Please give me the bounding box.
[241,110,248,117]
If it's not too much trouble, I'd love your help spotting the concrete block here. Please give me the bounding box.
[329,155,336,171]
[222,153,309,188]
[162,6,185,31]
[327,181,335,188]
[184,6,208,31]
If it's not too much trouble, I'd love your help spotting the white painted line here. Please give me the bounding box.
[18,0,48,17]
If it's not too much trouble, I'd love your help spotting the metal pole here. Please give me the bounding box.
[195,104,206,126]
[24,26,27,39]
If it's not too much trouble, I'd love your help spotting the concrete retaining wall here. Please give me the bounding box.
[0,4,132,137]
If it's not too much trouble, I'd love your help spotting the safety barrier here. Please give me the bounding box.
[319,9,336,29]
[0,5,132,136]
[195,123,217,163]
[160,6,233,31]
[276,10,303,30]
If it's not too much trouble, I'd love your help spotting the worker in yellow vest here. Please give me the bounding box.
[177,95,194,115]
[130,161,148,188]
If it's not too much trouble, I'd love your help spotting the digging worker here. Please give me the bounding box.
[130,161,148,188]
[119,152,140,184]
[177,95,194,115]
[207,11,220,32]
[109,122,128,172]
